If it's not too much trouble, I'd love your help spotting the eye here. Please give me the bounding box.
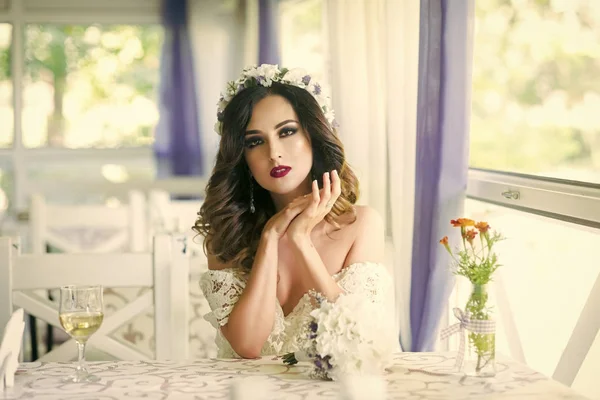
[280,127,297,137]
[244,137,263,149]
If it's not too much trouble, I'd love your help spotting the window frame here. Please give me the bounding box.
[0,0,162,210]
[466,168,600,230]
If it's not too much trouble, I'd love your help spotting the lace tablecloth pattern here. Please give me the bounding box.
[10,352,589,400]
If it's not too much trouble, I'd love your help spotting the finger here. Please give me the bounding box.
[290,195,307,206]
[290,195,311,209]
[331,169,342,200]
[321,172,331,208]
[309,180,320,211]
[297,193,312,204]
[283,200,309,221]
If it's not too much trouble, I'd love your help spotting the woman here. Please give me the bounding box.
[195,65,392,359]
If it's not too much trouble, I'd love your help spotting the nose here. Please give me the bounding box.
[268,141,283,161]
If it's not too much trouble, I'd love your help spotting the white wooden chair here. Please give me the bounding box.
[0,234,190,361]
[148,189,203,254]
[26,190,148,359]
[28,191,147,254]
[148,190,217,357]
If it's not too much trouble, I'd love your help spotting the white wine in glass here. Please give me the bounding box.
[59,285,104,383]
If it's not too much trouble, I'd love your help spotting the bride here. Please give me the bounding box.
[194,65,392,359]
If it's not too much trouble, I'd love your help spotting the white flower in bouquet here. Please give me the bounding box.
[283,291,395,381]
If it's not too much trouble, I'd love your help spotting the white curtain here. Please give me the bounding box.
[326,0,420,351]
[188,0,247,174]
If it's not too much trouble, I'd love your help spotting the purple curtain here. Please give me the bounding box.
[409,0,474,351]
[258,0,280,65]
[154,0,203,177]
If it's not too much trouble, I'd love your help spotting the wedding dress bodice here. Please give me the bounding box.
[199,262,392,358]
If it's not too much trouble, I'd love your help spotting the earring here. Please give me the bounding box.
[249,179,256,214]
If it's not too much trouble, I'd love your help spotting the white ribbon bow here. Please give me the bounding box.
[440,308,496,371]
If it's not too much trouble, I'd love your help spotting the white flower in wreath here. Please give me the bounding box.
[324,109,336,124]
[281,68,310,88]
[257,64,280,86]
[217,96,229,110]
[243,64,280,87]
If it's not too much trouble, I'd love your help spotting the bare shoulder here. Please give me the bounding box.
[328,205,382,238]
[354,205,384,229]
[335,205,382,227]
[342,205,385,266]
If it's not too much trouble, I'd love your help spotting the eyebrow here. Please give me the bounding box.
[245,119,298,136]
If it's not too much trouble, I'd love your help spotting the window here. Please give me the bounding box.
[465,1,600,397]
[0,23,12,147]
[23,24,163,148]
[468,0,600,229]
[470,0,600,184]
[0,1,163,210]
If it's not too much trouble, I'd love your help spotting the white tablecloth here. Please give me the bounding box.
[8,352,588,399]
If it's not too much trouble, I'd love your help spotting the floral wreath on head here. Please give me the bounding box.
[214,64,336,135]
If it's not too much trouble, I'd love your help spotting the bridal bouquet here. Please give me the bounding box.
[282,290,394,381]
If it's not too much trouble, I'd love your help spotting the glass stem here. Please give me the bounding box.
[76,341,88,376]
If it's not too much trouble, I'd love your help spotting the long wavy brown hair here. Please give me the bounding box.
[193,82,360,269]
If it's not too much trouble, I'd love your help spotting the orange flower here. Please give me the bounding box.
[475,221,490,233]
[439,236,449,246]
[450,218,475,228]
[463,229,478,244]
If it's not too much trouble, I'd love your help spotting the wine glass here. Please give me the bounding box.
[58,285,104,383]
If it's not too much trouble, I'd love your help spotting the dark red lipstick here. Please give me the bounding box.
[270,166,291,178]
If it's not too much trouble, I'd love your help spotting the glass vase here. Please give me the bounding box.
[463,283,497,377]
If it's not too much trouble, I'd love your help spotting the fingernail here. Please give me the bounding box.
[333,170,338,176]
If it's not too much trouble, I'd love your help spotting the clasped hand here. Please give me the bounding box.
[263,170,341,241]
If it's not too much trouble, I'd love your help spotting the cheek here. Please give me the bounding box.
[244,148,268,176]
[244,151,259,175]
[287,135,313,161]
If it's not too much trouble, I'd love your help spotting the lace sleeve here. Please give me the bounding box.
[199,268,247,328]
[335,262,392,305]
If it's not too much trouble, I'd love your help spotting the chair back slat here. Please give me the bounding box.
[12,253,153,290]
[153,234,190,360]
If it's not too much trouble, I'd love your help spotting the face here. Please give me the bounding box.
[244,95,313,196]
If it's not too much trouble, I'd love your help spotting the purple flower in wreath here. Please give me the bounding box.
[302,75,311,85]
[312,83,322,95]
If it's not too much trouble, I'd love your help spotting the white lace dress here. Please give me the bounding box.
[199,262,392,358]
